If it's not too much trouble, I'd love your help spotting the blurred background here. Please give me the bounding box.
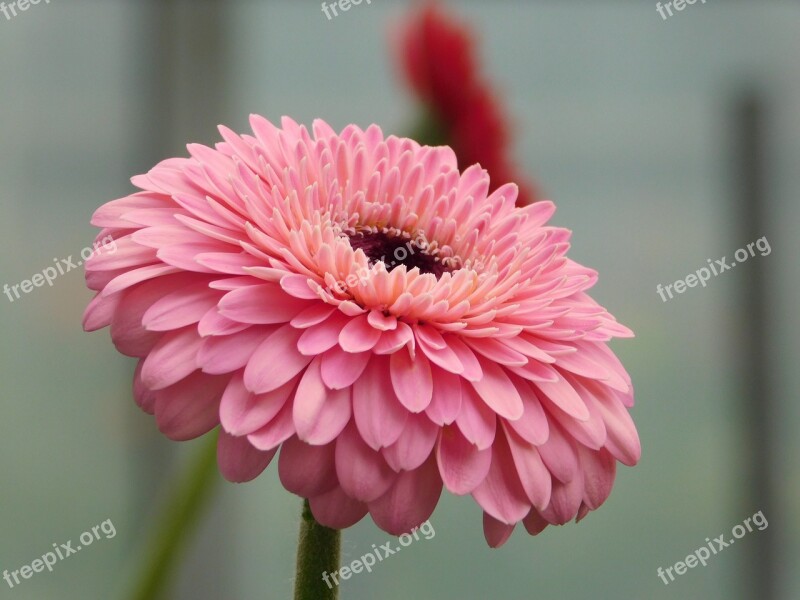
[1,1,798,599]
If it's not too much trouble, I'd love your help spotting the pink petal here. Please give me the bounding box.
[465,338,527,367]
[296,311,349,356]
[218,284,309,324]
[373,321,413,354]
[390,348,433,412]
[246,398,296,451]
[196,327,272,375]
[436,425,492,495]
[110,272,203,356]
[470,359,524,420]
[368,453,443,535]
[504,425,552,511]
[195,252,264,275]
[367,310,397,331]
[101,264,180,296]
[278,435,338,497]
[338,313,381,353]
[445,336,482,381]
[455,383,496,450]
[471,431,531,525]
[504,376,549,446]
[522,510,549,536]
[217,429,277,483]
[483,513,516,548]
[533,369,590,421]
[545,379,607,450]
[352,356,408,450]
[141,327,203,390]
[537,422,578,484]
[320,346,371,389]
[153,372,228,441]
[83,292,121,332]
[219,372,295,436]
[133,360,156,414]
[91,193,167,227]
[197,308,250,336]
[280,273,319,300]
[293,357,351,445]
[426,368,463,426]
[335,422,397,502]
[415,325,462,367]
[243,324,312,393]
[309,485,368,529]
[578,446,616,510]
[290,303,336,328]
[142,286,221,331]
[381,413,439,472]
[540,474,584,525]
[591,385,641,466]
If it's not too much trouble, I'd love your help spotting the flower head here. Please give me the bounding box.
[84,116,639,547]
[396,2,538,206]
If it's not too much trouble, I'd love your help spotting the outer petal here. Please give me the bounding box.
[141,327,204,390]
[382,413,439,472]
[352,355,408,450]
[483,513,516,548]
[436,425,492,495]
[217,429,277,483]
[243,324,312,394]
[278,435,338,497]
[369,453,443,535]
[335,422,397,502]
[320,346,370,390]
[309,485,369,529]
[426,368,463,426]
[293,357,351,445]
[390,347,433,413]
[153,372,228,441]
[471,429,530,524]
[470,358,523,420]
[219,372,295,436]
[455,383,496,450]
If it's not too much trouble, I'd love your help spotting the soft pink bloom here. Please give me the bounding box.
[84,116,639,547]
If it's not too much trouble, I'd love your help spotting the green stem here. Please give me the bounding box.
[127,429,220,600]
[294,500,342,600]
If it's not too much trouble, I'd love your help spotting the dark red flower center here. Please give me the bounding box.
[347,230,453,278]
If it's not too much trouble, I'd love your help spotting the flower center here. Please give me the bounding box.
[347,229,455,278]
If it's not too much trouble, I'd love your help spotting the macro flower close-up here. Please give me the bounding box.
[3,2,795,599]
[83,116,639,549]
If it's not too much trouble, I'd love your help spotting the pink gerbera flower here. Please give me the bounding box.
[83,116,639,547]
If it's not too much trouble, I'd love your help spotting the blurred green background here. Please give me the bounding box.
[1,1,798,599]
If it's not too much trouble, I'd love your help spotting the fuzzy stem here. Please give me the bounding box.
[293,500,342,600]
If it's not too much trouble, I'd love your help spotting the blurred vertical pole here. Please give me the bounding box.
[130,0,233,598]
[732,91,775,600]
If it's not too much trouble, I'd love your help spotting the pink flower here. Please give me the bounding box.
[83,116,639,547]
